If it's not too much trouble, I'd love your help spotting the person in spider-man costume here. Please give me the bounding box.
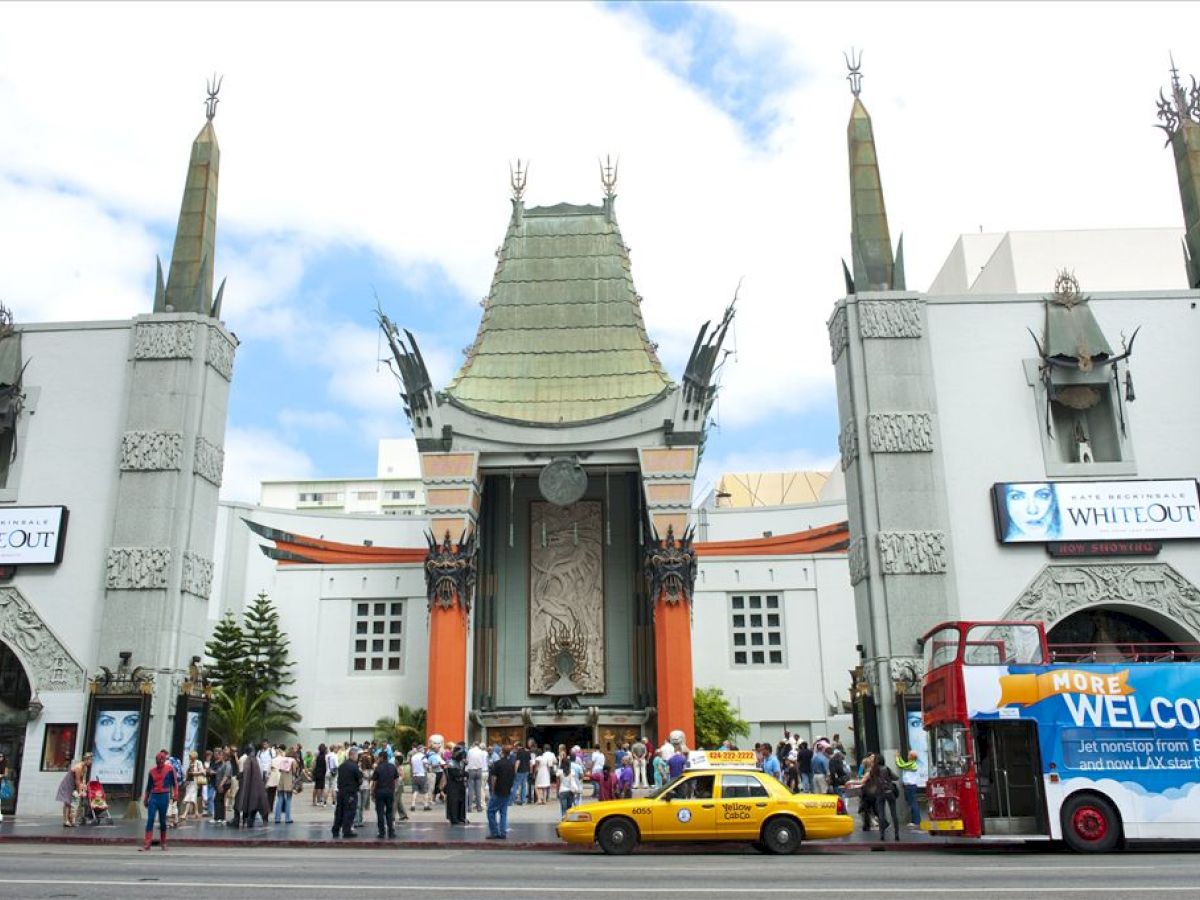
[141,751,178,851]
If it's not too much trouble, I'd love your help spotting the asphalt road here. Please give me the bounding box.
[0,845,1198,899]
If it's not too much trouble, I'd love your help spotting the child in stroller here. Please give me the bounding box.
[80,780,115,826]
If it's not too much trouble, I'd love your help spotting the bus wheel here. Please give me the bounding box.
[597,817,638,855]
[1061,794,1120,853]
[761,816,803,854]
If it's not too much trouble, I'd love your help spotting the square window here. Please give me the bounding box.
[767,613,780,627]
[356,622,368,635]
[749,596,762,609]
[766,596,779,608]
[750,614,762,627]
[769,650,783,664]
[752,651,764,664]
[355,639,366,652]
[357,603,368,616]
[354,658,366,671]
[371,658,383,671]
[373,621,384,634]
[388,639,401,652]
[733,633,746,647]
[372,639,384,652]
[734,651,747,664]
[387,658,401,671]
[768,632,781,645]
[390,621,402,634]
[391,602,403,616]
[732,615,745,628]
[374,602,386,616]
[732,597,745,609]
[751,633,763,646]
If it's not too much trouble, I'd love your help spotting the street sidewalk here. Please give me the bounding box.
[0,788,1011,853]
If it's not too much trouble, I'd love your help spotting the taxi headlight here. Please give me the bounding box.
[564,810,592,822]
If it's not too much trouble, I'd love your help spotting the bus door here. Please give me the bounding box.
[973,720,1045,836]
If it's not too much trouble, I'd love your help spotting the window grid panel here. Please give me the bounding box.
[729,594,786,668]
[351,599,406,674]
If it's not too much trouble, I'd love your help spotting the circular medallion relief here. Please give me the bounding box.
[676,808,692,823]
[539,459,587,506]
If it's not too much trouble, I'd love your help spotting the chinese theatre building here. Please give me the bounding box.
[375,166,734,749]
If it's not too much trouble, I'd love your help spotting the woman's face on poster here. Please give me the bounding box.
[185,711,201,752]
[95,711,140,760]
[1005,483,1056,535]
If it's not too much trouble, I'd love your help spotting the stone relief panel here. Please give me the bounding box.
[106,547,171,590]
[133,322,196,360]
[848,537,869,585]
[889,655,927,684]
[1005,563,1200,640]
[839,419,859,471]
[858,299,923,338]
[120,430,183,471]
[828,305,849,363]
[0,587,86,692]
[206,328,236,381]
[181,552,214,599]
[877,531,947,575]
[193,436,224,487]
[529,500,604,696]
[867,413,934,453]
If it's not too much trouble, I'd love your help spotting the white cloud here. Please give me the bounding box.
[0,0,1196,476]
[221,426,317,503]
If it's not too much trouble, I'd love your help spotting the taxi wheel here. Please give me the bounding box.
[761,816,803,854]
[597,817,639,855]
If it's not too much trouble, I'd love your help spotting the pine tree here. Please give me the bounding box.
[204,609,249,694]
[241,591,299,716]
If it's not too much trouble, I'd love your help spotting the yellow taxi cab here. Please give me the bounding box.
[556,752,853,855]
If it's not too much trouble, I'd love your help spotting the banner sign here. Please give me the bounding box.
[992,480,1200,544]
[964,663,1200,803]
[0,506,68,564]
[688,750,757,769]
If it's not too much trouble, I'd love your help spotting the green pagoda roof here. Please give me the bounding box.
[445,199,673,425]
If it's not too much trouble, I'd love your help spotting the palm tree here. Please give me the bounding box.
[209,687,300,747]
[374,704,426,753]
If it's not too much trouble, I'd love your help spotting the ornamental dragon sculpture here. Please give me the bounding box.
[642,524,697,606]
[424,530,477,613]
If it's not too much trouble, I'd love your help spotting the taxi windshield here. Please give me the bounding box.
[646,775,686,800]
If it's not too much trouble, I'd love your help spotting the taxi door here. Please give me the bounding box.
[649,774,718,839]
[716,773,773,839]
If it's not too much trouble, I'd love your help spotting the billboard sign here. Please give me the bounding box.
[992,480,1200,544]
[0,506,68,564]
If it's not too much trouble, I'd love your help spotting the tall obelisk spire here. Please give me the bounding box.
[843,50,904,293]
[1156,55,1200,288]
[157,76,224,315]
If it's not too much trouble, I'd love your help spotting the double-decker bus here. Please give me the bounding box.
[920,619,1200,852]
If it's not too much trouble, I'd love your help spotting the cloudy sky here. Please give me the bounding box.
[1,1,1195,502]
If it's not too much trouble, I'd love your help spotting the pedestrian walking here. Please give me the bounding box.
[271,751,295,824]
[371,749,399,838]
[467,741,487,812]
[812,744,831,794]
[485,745,515,839]
[512,743,531,805]
[410,744,431,810]
[331,746,362,838]
[356,748,373,827]
[312,742,328,806]
[897,750,924,829]
[870,756,901,842]
[557,753,583,817]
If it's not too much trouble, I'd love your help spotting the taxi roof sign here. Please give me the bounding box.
[687,750,757,769]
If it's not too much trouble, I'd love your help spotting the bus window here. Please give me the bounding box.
[929,723,969,777]
[925,627,960,671]
[963,624,1045,665]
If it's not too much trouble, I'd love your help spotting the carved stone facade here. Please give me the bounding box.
[838,418,859,471]
[119,430,183,471]
[858,299,923,338]
[828,305,849,363]
[180,552,213,599]
[529,501,604,695]
[889,655,927,685]
[205,328,235,381]
[1005,563,1200,640]
[877,531,947,575]
[105,547,171,590]
[848,537,870,585]
[133,322,196,360]
[0,587,86,692]
[193,436,224,487]
[867,412,934,453]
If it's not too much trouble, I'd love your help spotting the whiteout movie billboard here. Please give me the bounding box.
[0,506,68,564]
[992,480,1200,544]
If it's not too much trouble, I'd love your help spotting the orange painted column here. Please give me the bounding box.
[426,600,468,743]
[653,591,695,748]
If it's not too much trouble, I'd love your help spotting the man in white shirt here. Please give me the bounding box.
[466,742,488,812]
[409,746,430,811]
[589,749,604,798]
